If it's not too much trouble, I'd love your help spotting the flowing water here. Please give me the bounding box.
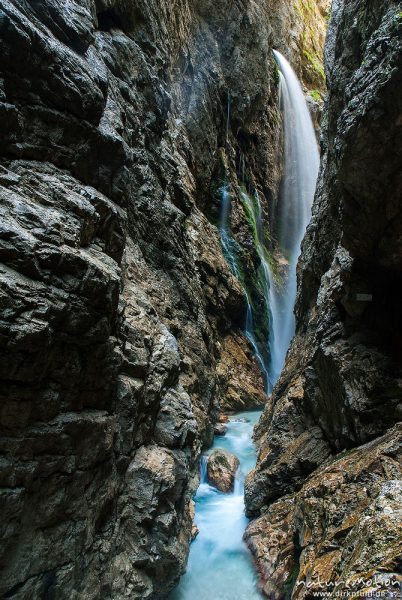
[240,189,275,393]
[220,183,271,393]
[169,411,264,600]
[170,51,319,600]
[268,50,320,384]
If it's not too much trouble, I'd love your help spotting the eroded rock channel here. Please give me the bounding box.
[0,0,401,599]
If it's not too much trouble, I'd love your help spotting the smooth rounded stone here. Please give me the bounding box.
[207,448,240,493]
[214,423,227,436]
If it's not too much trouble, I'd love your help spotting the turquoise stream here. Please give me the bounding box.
[169,411,263,600]
[170,51,319,600]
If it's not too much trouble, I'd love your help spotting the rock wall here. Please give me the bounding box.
[270,0,330,95]
[245,1,402,598]
[0,0,326,598]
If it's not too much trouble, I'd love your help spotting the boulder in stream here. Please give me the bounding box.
[214,423,227,436]
[207,448,240,493]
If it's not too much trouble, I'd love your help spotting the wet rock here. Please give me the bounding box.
[153,386,198,449]
[214,423,227,436]
[306,93,323,139]
[248,0,402,513]
[207,449,240,493]
[246,1,402,597]
[0,0,328,597]
[217,333,269,411]
[189,500,199,541]
[270,0,329,93]
[246,425,402,599]
[244,498,295,600]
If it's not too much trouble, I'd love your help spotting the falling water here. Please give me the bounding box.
[219,184,241,279]
[218,96,271,391]
[199,455,208,484]
[219,183,271,392]
[268,50,319,385]
[170,53,319,600]
[240,190,272,392]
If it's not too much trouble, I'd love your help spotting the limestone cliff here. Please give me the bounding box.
[245,1,402,598]
[0,0,326,598]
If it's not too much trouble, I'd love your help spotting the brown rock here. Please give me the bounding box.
[216,333,269,411]
[246,7,402,580]
[0,0,329,597]
[207,449,240,493]
[189,500,199,541]
[244,498,295,600]
[246,425,402,599]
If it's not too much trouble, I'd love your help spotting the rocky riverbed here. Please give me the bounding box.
[1,0,400,599]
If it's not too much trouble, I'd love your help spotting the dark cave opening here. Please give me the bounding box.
[97,8,126,32]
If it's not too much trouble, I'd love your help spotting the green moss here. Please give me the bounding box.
[303,49,325,80]
[335,447,358,461]
[238,187,282,285]
[293,0,316,19]
[308,89,322,102]
[292,0,326,86]
[274,62,281,85]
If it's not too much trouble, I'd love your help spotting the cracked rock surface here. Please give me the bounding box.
[245,1,402,598]
[0,0,328,598]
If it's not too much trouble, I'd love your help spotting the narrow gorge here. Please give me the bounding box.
[0,1,401,600]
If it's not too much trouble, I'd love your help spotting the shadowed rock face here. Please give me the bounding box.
[0,0,327,598]
[245,1,402,597]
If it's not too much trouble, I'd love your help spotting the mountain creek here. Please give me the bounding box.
[0,1,401,599]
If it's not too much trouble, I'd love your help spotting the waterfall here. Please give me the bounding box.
[219,184,242,280]
[219,56,318,392]
[218,97,271,392]
[240,190,272,392]
[233,467,242,497]
[219,183,271,392]
[170,53,320,600]
[268,50,320,386]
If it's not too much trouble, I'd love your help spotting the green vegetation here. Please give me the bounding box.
[239,186,282,285]
[293,0,315,19]
[303,49,325,80]
[292,0,327,88]
[308,89,322,102]
[274,62,281,85]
